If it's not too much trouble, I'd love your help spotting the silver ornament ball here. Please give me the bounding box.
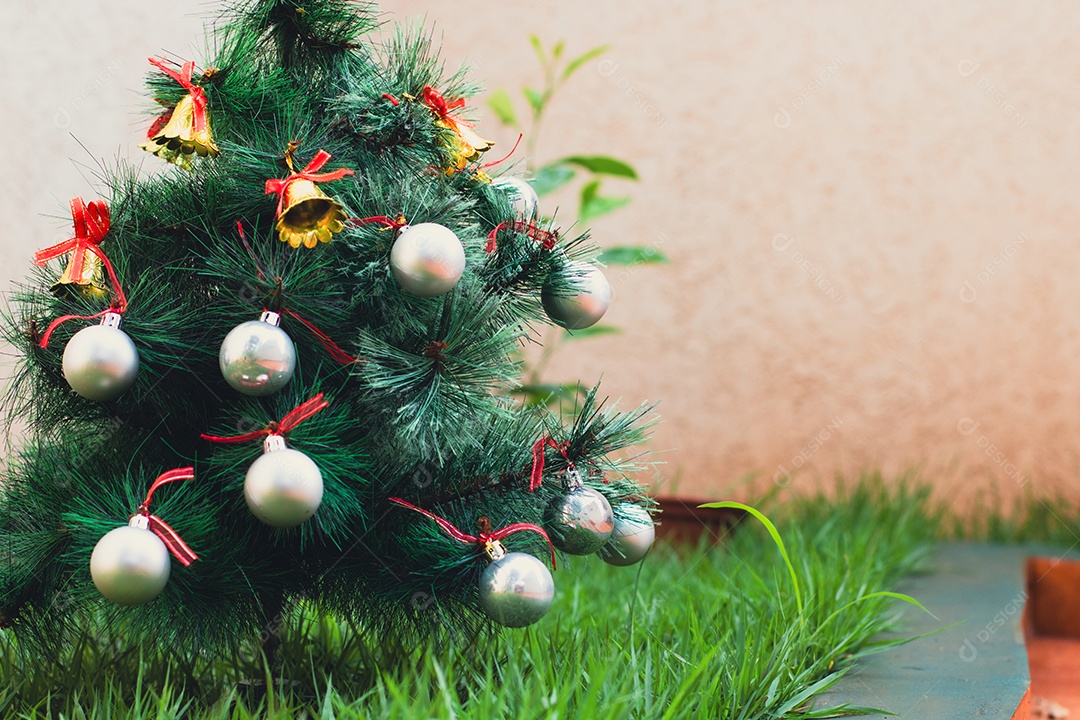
[541,262,611,330]
[390,222,466,297]
[478,551,555,628]
[492,176,539,218]
[219,311,296,396]
[244,442,324,527]
[544,486,615,555]
[62,313,139,401]
[599,504,655,566]
[90,521,170,605]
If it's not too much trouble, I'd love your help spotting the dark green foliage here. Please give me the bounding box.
[0,0,653,657]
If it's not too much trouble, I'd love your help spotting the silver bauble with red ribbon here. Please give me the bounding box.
[219,310,296,396]
[541,261,611,330]
[244,434,324,527]
[477,542,555,628]
[598,504,655,566]
[543,468,614,556]
[90,515,170,605]
[62,311,139,401]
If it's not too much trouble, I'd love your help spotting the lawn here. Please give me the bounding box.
[0,480,943,718]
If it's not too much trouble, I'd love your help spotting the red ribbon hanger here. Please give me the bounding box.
[388,497,556,569]
[480,134,523,170]
[265,149,355,218]
[137,467,199,566]
[279,309,359,365]
[350,215,409,231]
[529,436,574,492]
[200,393,330,444]
[147,57,209,135]
[485,221,560,255]
[233,221,359,365]
[34,197,129,348]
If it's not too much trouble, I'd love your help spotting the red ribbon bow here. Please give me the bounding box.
[34,197,129,348]
[420,86,466,121]
[200,393,330,444]
[382,87,478,134]
[485,221,560,255]
[147,57,208,135]
[529,437,574,492]
[264,150,355,218]
[388,497,556,569]
[137,467,199,566]
[34,197,110,281]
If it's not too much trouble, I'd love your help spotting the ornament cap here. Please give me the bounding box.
[484,539,507,562]
[563,467,584,490]
[129,514,150,531]
[263,434,287,454]
[100,311,124,330]
[259,310,282,327]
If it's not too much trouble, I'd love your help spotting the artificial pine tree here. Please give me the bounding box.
[0,0,656,659]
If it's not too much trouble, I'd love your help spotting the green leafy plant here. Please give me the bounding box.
[700,499,935,623]
[487,37,668,409]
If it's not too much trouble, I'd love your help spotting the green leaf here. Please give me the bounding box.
[597,245,669,266]
[511,383,584,407]
[562,155,639,180]
[580,179,601,207]
[529,164,576,196]
[529,35,546,66]
[580,192,632,223]
[552,40,565,60]
[562,45,611,81]
[486,90,518,128]
[523,86,544,115]
[563,325,620,340]
[699,501,803,612]
[833,590,938,622]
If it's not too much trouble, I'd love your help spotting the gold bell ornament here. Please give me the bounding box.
[35,197,112,301]
[264,148,355,249]
[420,85,494,173]
[51,250,108,301]
[141,57,220,170]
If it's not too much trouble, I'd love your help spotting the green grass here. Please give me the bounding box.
[0,479,941,718]
[941,484,1080,546]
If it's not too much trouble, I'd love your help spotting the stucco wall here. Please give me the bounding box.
[6,1,1080,505]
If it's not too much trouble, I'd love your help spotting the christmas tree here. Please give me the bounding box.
[0,0,655,658]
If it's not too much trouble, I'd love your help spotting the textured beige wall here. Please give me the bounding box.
[7,1,1080,506]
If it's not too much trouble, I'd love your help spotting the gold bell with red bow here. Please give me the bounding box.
[274,178,349,249]
[141,57,220,171]
[36,197,114,302]
[141,94,220,170]
[419,86,494,173]
[265,148,354,249]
